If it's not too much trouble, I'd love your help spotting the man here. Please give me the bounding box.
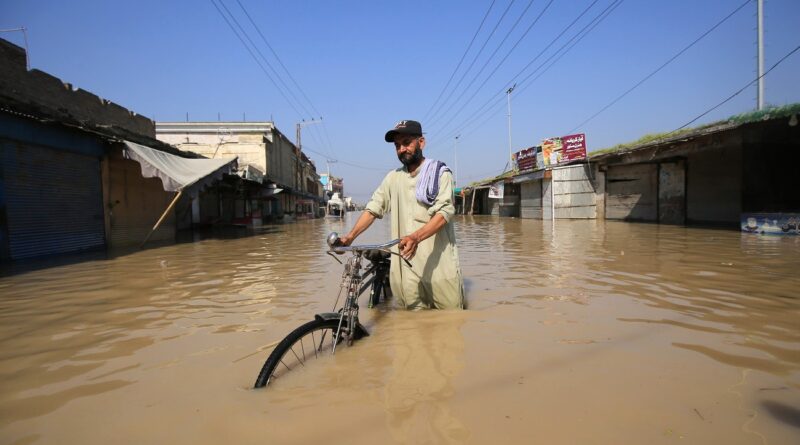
[338,120,464,310]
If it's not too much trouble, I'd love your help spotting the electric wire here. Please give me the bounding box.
[209,0,305,118]
[426,0,519,126]
[215,0,314,119]
[423,0,498,123]
[567,0,753,133]
[429,0,621,149]
[233,0,338,161]
[673,43,800,132]
[429,0,556,133]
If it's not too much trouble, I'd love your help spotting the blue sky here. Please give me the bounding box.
[3,0,799,203]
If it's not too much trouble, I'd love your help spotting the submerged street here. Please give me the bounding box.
[1,215,798,444]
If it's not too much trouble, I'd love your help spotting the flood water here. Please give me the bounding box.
[1,215,798,444]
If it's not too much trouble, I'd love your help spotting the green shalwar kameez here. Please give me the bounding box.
[364,166,464,309]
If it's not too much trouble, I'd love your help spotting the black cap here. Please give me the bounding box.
[384,120,423,142]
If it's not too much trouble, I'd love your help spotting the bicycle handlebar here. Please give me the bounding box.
[326,232,410,267]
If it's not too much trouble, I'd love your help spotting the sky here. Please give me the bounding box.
[3,0,799,203]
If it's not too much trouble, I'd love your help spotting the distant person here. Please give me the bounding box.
[338,120,464,309]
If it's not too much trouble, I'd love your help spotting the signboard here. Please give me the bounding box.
[541,133,588,167]
[488,181,504,199]
[741,213,800,235]
[512,146,538,172]
[562,133,587,162]
[541,137,563,167]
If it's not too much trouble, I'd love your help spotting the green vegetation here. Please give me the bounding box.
[466,103,799,187]
[590,102,800,157]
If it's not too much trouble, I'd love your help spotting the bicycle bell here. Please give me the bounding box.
[327,232,340,248]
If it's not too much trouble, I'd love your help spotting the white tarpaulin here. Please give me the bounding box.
[123,141,238,193]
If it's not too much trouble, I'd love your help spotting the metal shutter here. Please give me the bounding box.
[2,142,105,259]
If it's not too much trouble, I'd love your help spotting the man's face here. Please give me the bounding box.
[394,135,424,166]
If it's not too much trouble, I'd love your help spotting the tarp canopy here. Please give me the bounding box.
[123,141,238,193]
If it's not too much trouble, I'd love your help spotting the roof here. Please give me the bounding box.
[589,103,800,161]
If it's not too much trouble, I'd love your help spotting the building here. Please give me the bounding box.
[0,38,237,262]
[465,104,800,227]
[155,121,324,221]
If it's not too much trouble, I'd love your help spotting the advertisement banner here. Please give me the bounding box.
[541,133,588,166]
[488,181,504,199]
[512,146,538,172]
[541,137,563,167]
[562,133,587,162]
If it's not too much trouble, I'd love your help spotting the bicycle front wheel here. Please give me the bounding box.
[254,318,344,388]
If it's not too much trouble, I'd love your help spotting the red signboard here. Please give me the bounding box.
[561,133,587,162]
[512,147,538,171]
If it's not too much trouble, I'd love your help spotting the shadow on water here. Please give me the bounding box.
[761,400,800,429]
[0,224,285,278]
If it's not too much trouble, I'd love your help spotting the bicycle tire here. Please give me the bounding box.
[253,318,344,388]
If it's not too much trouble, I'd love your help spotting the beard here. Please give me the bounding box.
[398,146,423,167]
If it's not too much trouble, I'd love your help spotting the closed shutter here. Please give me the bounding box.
[606,164,657,221]
[2,143,105,259]
[520,180,542,219]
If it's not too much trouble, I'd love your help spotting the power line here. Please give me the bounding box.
[429,0,622,148]
[209,0,305,118]
[674,43,800,131]
[426,0,519,126]
[429,0,552,131]
[567,0,753,134]
[215,0,314,118]
[423,0,498,123]
[428,0,560,137]
[233,0,338,160]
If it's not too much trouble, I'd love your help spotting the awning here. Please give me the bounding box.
[123,141,238,247]
[123,141,238,193]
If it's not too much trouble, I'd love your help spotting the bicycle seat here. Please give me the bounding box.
[364,249,391,262]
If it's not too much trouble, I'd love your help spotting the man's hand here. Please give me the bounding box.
[398,234,420,260]
[338,234,354,247]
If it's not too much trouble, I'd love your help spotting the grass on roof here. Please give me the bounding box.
[590,102,800,157]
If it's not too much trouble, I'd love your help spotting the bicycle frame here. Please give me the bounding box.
[321,233,408,352]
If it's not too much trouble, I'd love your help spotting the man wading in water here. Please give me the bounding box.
[338,120,465,310]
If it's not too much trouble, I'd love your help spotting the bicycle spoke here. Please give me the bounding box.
[312,331,318,358]
[289,344,305,367]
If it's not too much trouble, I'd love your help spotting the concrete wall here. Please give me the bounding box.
[658,160,686,224]
[267,129,300,189]
[553,164,596,219]
[542,178,553,220]
[157,132,265,174]
[687,144,742,224]
[0,39,154,137]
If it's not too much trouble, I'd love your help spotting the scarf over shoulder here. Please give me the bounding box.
[415,158,451,206]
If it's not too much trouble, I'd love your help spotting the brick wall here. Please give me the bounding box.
[0,38,154,138]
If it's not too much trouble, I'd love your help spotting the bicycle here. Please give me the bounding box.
[253,232,410,388]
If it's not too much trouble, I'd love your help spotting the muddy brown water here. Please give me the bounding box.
[0,215,798,444]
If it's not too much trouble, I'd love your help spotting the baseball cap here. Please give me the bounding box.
[384,120,423,142]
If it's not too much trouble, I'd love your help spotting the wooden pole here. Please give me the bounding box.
[141,190,183,248]
[470,189,477,215]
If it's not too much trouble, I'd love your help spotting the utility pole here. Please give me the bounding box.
[296,118,322,152]
[506,84,516,171]
[757,0,765,110]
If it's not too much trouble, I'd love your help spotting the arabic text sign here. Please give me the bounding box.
[561,133,587,162]
[512,147,538,172]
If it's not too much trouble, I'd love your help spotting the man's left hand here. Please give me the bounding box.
[398,234,420,260]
